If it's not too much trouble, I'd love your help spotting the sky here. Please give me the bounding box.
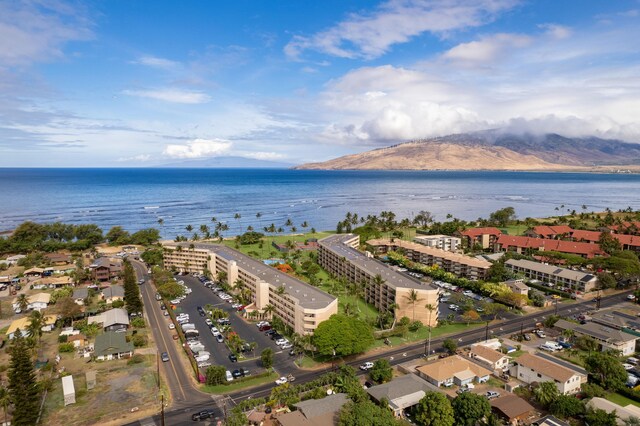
[1,0,640,167]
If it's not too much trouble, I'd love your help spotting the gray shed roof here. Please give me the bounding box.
[88,308,129,328]
[292,393,348,419]
[367,373,434,403]
[102,285,124,298]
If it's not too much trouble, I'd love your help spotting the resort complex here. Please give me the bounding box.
[367,238,491,280]
[317,234,439,326]
[162,242,338,335]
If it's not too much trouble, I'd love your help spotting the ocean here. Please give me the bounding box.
[1,168,639,238]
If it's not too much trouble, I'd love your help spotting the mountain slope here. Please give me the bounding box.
[295,133,640,171]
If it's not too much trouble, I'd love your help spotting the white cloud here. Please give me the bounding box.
[117,154,151,162]
[538,24,572,39]
[0,1,92,66]
[442,33,531,65]
[285,0,519,59]
[134,55,180,69]
[122,88,211,104]
[239,151,286,161]
[163,138,232,159]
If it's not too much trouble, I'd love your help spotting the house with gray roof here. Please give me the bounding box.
[555,319,638,356]
[101,285,124,304]
[367,374,438,418]
[88,308,129,332]
[276,393,349,426]
[94,331,134,360]
[73,288,89,305]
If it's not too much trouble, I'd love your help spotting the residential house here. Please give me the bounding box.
[88,308,129,332]
[608,221,640,235]
[73,288,89,305]
[5,254,26,265]
[90,257,122,281]
[45,252,72,265]
[68,333,88,348]
[367,374,438,417]
[496,235,605,259]
[533,415,571,426]
[101,285,125,304]
[469,344,511,372]
[503,278,529,296]
[6,315,58,339]
[490,394,535,425]
[94,331,134,360]
[13,292,51,311]
[554,319,638,356]
[32,276,74,289]
[24,267,44,277]
[457,227,503,251]
[525,225,574,239]
[276,393,348,426]
[505,259,599,293]
[587,397,640,425]
[510,353,587,394]
[416,355,491,387]
[413,235,461,252]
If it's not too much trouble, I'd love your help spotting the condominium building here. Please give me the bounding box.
[456,227,503,250]
[162,243,338,335]
[413,234,461,252]
[368,238,491,280]
[317,234,439,326]
[510,353,587,394]
[504,258,599,293]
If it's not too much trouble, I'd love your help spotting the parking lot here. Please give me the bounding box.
[168,274,295,378]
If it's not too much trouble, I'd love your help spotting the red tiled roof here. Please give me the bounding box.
[496,235,604,257]
[615,233,640,248]
[460,227,502,238]
[571,230,601,243]
[531,225,573,237]
[610,221,640,232]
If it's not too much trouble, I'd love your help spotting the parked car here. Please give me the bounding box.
[228,353,238,363]
[360,362,374,371]
[168,323,175,330]
[485,391,500,400]
[225,370,233,382]
[275,377,288,385]
[192,409,216,421]
[232,369,243,379]
[216,334,224,343]
[241,368,251,377]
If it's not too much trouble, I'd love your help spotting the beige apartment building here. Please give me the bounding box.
[505,258,599,293]
[413,234,461,252]
[367,238,491,280]
[317,234,439,326]
[162,242,337,335]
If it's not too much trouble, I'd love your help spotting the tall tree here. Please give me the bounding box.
[123,260,143,314]
[8,331,40,426]
[414,392,455,426]
[535,381,560,408]
[452,393,491,426]
[403,289,425,321]
[584,351,627,390]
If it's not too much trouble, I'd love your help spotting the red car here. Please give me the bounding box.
[259,325,272,332]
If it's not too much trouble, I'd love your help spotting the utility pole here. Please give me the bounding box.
[520,321,524,339]
[160,394,165,426]
[485,321,489,342]
[554,297,558,316]
[156,351,160,389]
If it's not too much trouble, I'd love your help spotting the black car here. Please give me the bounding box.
[265,329,276,336]
[232,369,243,378]
[228,353,238,362]
[271,333,283,341]
[192,409,215,421]
[161,352,170,362]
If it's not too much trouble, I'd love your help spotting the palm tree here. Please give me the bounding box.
[234,213,242,233]
[185,224,193,233]
[263,304,275,320]
[403,289,424,321]
[16,293,29,312]
[534,381,559,407]
[27,310,47,345]
[425,303,436,356]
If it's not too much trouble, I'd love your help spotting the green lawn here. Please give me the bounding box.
[606,392,640,408]
[369,322,483,350]
[508,350,526,358]
[201,371,279,394]
[500,224,528,236]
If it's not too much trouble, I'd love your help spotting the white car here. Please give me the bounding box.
[257,321,270,328]
[168,323,175,330]
[449,304,459,311]
[360,362,374,371]
[210,327,221,336]
[205,319,212,326]
[170,299,181,305]
[281,343,293,350]
[275,377,288,385]
[275,338,289,346]
[628,294,636,301]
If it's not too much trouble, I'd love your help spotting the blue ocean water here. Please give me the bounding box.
[1,168,639,238]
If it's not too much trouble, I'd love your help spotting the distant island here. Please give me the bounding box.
[295,132,640,172]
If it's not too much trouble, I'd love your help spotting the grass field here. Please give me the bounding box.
[370,322,482,350]
[218,231,334,259]
[606,392,640,408]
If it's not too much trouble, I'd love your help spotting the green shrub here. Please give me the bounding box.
[409,320,423,332]
[127,354,145,365]
[58,343,75,352]
[132,334,147,347]
[58,335,68,343]
[131,317,146,328]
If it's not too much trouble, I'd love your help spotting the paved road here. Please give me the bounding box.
[131,261,215,411]
[126,286,633,426]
